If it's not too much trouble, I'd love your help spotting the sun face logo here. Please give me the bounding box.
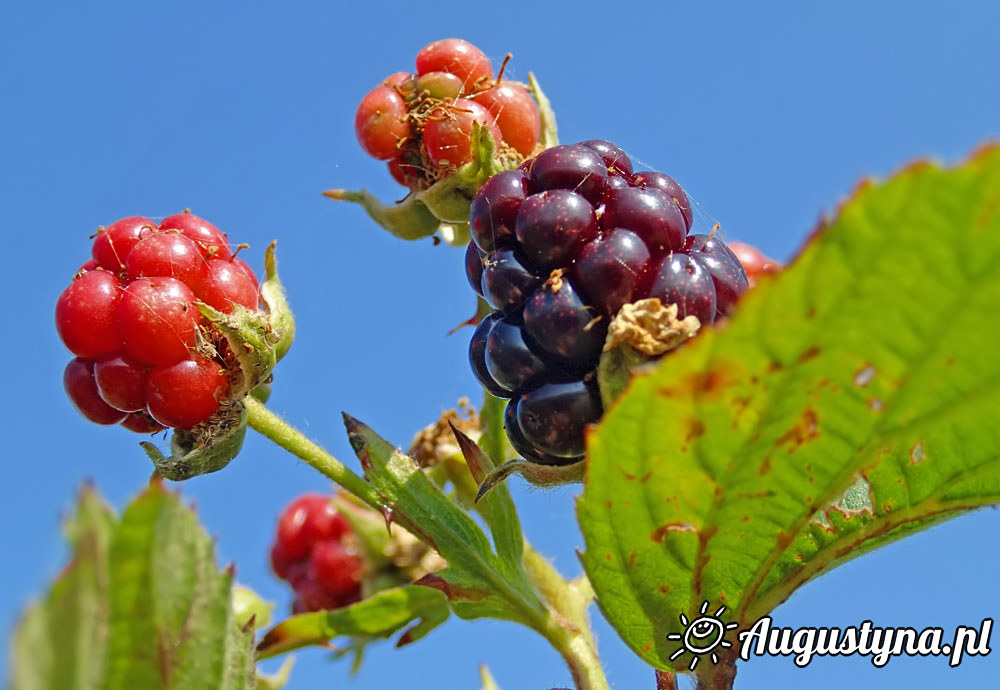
[666,601,739,671]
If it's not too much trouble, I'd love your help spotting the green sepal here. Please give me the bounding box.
[231,583,275,630]
[141,401,248,481]
[342,414,547,626]
[528,72,558,150]
[260,240,295,362]
[596,343,655,409]
[255,585,449,659]
[323,188,444,241]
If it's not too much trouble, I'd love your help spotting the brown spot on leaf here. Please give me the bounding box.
[759,455,772,475]
[686,368,735,397]
[868,397,884,412]
[659,585,671,595]
[687,418,706,442]
[796,345,821,365]
[605,553,613,562]
[910,441,926,464]
[629,550,638,567]
[776,407,820,453]
[618,467,636,481]
[767,361,783,373]
[805,306,817,319]
[742,515,750,522]
[975,196,997,227]
[651,522,697,543]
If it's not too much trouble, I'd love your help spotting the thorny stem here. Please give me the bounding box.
[655,670,678,690]
[247,396,609,689]
[244,397,383,511]
[693,647,738,690]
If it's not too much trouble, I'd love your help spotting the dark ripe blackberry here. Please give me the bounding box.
[683,234,749,317]
[579,139,633,176]
[602,186,687,254]
[465,242,486,297]
[528,144,608,205]
[515,190,598,270]
[464,139,748,471]
[504,397,580,466]
[485,314,554,393]
[517,380,603,459]
[648,252,717,325]
[633,171,693,231]
[481,247,544,313]
[571,228,651,318]
[469,314,513,398]
[523,275,606,372]
[470,170,529,253]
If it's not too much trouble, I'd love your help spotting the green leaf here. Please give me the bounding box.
[342,414,546,626]
[452,402,525,573]
[10,483,256,690]
[256,585,449,659]
[578,146,1000,670]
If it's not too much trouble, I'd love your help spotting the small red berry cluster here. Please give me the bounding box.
[55,212,260,432]
[270,493,365,613]
[355,38,541,190]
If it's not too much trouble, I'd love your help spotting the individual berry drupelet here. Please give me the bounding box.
[465,141,751,465]
[355,38,542,190]
[270,493,364,613]
[55,211,261,433]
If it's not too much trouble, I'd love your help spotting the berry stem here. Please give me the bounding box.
[244,396,383,511]
[522,544,609,690]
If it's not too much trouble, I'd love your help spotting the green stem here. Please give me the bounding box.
[523,546,609,690]
[244,397,383,511]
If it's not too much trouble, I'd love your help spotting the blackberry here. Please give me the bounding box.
[465,141,749,465]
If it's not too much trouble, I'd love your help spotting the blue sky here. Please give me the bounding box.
[3,2,999,688]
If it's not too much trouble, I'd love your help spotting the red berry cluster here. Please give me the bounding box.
[270,493,365,613]
[55,212,260,431]
[465,140,751,465]
[355,38,541,190]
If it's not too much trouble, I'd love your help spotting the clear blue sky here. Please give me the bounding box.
[3,2,999,688]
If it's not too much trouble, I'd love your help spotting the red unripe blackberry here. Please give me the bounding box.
[271,493,364,613]
[57,212,262,432]
[465,140,749,465]
[354,40,541,190]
